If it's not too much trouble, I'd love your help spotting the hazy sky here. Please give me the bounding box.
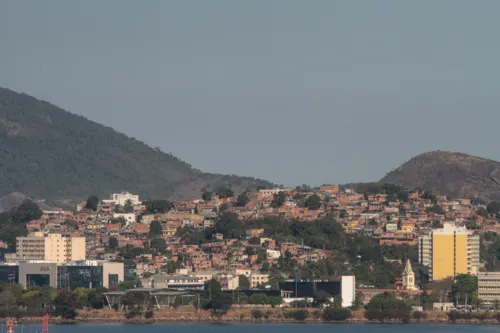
[2,1,500,187]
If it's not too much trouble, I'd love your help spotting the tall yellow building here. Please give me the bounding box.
[418,222,479,281]
[16,232,86,263]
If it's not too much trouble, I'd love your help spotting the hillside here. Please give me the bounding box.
[0,87,272,200]
[380,151,500,202]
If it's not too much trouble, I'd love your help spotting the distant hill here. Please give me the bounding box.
[0,192,56,213]
[0,87,272,200]
[380,151,500,202]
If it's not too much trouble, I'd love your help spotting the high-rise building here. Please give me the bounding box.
[16,232,86,263]
[418,222,479,281]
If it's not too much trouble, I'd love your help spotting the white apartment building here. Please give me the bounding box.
[250,272,270,288]
[111,192,140,206]
[112,213,136,225]
[16,232,86,263]
[478,272,500,302]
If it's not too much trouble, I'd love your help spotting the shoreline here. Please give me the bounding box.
[10,317,500,325]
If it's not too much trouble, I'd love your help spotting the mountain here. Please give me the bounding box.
[0,87,272,200]
[380,150,500,202]
[0,192,56,213]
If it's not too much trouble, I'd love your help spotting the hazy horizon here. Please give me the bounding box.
[2,1,500,187]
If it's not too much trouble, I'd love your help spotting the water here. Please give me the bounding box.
[10,323,500,333]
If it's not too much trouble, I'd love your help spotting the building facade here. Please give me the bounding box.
[111,192,140,206]
[0,261,124,289]
[143,274,204,290]
[418,223,480,281]
[16,233,86,263]
[279,275,356,308]
[478,272,500,302]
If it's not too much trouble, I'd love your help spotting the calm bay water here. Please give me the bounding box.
[9,323,500,333]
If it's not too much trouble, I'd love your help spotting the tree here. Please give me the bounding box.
[52,290,77,319]
[476,207,489,218]
[427,204,446,215]
[150,237,167,253]
[123,199,134,213]
[85,195,99,211]
[236,192,250,207]
[13,200,43,223]
[145,309,154,319]
[364,292,411,323]
[201,279,232,318]
[143,200,173,214]
[88,288,107,309]
[451,274,477,305]
[202,191,213,201]
[251,309,263,320]
[289,309,309,321]
[322,307,352,321]
[214,212,244,238]
[487,201,500,215]
[270,191,286,208]
[163,260,181,274]
[108,236,119,250]
[149,221,163,237]
[119,279,142,290]
[238,275,250,289]
[313,290,332,307]
[215,187,234,199]
[305,194,321,210]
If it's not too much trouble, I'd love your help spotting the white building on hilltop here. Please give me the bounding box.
[110,192,140,206]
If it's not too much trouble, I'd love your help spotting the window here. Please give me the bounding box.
[109,274,119,287]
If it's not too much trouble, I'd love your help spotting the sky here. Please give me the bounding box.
[2,1,500,187]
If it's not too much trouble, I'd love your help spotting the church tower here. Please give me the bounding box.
[402,259,417,290]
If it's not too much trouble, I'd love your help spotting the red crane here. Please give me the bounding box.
[42,314,50,333]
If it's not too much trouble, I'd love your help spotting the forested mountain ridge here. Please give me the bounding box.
[0,87,272,200]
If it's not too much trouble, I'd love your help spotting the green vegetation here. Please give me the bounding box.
[143,200,173,214]
[215,187,234,199]
[305,194,321,210]
[364,292,411,323]
[84,195,99,211]
[149,220,163,236]
[180,212,419,288]
[270,192,286,208]
[202,191,212,201]
[236,192,250,207]
[487,201,500,214]
[0,284,107,319]
[200,279,233,318]
[286,309,309,321]
[238,275,250,289]
[322,307,352,321]
[108,236,119,250]
[451,274,477,305]
[0,87,272,200]
[0,200,42,249]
